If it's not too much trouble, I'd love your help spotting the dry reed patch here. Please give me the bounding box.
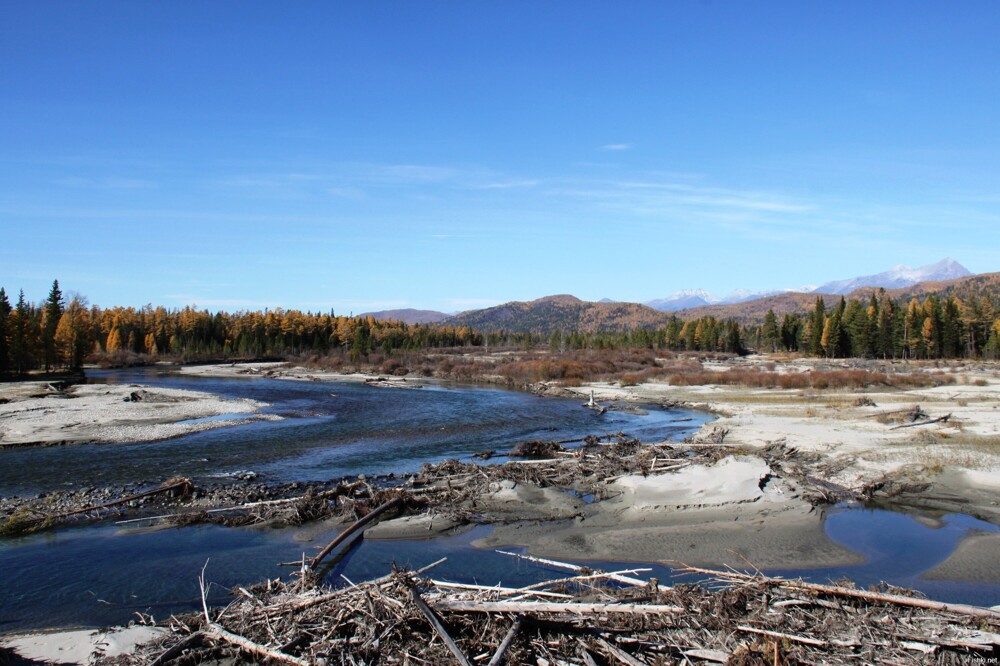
[863,433,1000,473]
[666,368,954,391]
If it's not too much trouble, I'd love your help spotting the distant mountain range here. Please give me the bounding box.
[644,258,971,311]
[810,258,971,295]
[359,308,451,324]
[360,258,982,333]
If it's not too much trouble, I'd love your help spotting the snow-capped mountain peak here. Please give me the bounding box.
[643,258,973,312]
[813,258,972,295]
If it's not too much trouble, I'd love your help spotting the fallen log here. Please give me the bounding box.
[595,636,645,666]
[50,478,194,520]
[148,631,205,666]
[309,496,403,568]
[495,550,651,588]
[430,580,573,600]
[736,624,829,647]
[487,616,523,666]
[2,478,196,536]
[206,623,309,666]
[681,566,1000,620]
[890,413,951,430]
[430,599,685,616]
[410,586,473,666]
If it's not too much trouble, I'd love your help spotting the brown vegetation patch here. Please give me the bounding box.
[667,368,954,391]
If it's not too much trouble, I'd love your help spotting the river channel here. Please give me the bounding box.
[2,369,999,633]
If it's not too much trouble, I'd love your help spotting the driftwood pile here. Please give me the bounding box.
[0,477,195,536]
[99,555,1000,665]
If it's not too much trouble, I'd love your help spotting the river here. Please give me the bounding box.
[2,369,999,633]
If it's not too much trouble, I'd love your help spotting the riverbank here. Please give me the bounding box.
[562,356,1000,521]
[0,379,276,448]
[3,356,1000,663]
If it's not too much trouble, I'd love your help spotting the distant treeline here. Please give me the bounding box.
[2,281,999,377]
[0,281,515,376]
[549,292,999,359]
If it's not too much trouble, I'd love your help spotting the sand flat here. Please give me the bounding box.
[923,532,1000,584]
[0,382,275,447]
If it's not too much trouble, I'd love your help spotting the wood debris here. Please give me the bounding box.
[98,561,1000,665]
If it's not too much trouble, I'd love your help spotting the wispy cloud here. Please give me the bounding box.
[55,176,157,189]
[471,179,540,190]
[602,143,632,151]
[547,178,814,228]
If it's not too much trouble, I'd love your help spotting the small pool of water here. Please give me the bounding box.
[2,504,999,633]
[768,504,1000,608]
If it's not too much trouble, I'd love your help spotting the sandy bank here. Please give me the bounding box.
[0,625,165,665]
[923,532,1000,584]
[474,456,861,570]
[177,361,425,387]
[569,358,1000,525]
[0,381,277,448]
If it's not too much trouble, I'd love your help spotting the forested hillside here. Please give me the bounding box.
[444,295,672,333]
[676,273,992,323]
[4,273,1000,378]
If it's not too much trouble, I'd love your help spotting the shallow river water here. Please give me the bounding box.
[2,369,999,632]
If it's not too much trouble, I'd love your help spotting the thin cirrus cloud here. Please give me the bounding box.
[601,143,632,151]
[55,176,157,189]
[470,179,540,190]
[548,178,814,222]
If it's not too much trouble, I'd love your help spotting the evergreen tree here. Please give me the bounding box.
[780,313,801,351]
[809,297,826,356]
[9,290,34,375]
[0,288,10,375]
[843,298,869,357]
[831,297,848,357]
[761,310,779,352]
[941,297,962,358]
[723,321,744,354]
[864,294,879,357]
[41,279,64,371]
[903,299,923,359]
[876,293,895,358]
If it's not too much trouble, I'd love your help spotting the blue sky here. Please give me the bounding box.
[2,2,999,313]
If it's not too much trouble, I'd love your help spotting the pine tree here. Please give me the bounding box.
[877,293,895,358]
[780,313,801,351]
[843,298,869,357]
[810,297,826,356]
[0,288,11,375]
[941,297,962,358]
[904,299,923,359]
[865,294,879,357]
[9,289,34,375]
[41,279,64,371]
[761,310,779,353]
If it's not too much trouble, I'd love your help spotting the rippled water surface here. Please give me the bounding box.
[1,369,710,630]
[0,368,708,496]
[3,371,998,632]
